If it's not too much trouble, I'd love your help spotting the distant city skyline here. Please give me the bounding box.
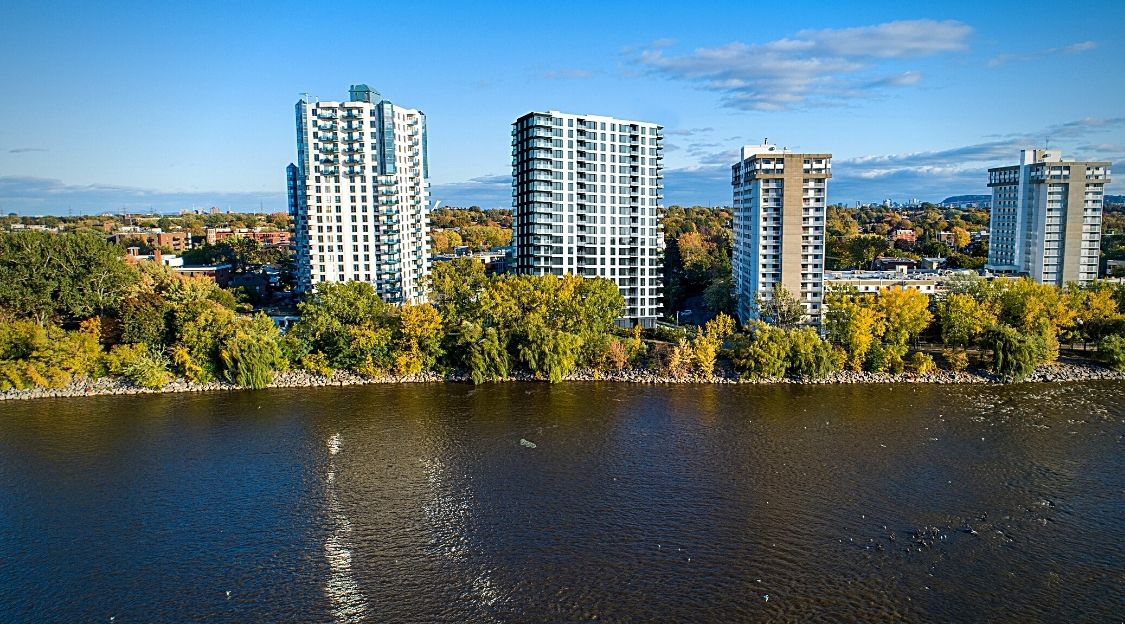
[1,0,1123,215]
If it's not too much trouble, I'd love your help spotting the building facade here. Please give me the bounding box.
[987,149,1111,286]
[290,84,429,302]
[206,227,290,247]
[731,143,831,323]
[108,230,191,253]
[511,111,665,327]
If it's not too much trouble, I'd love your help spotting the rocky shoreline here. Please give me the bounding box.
[2,361,1123,402]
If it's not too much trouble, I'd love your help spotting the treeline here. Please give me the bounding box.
[430,226,511,254]
[0,232,636,390]
[826,205,989,270]
[704,276,1125,383]
[291,259,629,383]
[662,206,735,317]
[1,212,289,237]
[928,276,1125,380]
[430,206,512,229]
[0,231,282,391]
[5,231,1125,394]
[429,207,513,254]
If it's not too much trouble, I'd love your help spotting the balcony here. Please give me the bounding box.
[317,111,338,120]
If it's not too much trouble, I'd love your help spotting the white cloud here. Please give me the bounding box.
[430,174,510,208]
[634,20,971,110]
[539,68,595,80]
[664,117,1125,205]
[988,40,1098,67]
[0,175,284,215]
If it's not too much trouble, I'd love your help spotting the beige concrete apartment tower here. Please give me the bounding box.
[987,149,1111,286]
[732,143,832,324]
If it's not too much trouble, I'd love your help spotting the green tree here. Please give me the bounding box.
[938,293,997,347]
[988,324,1045,382]
[729,321,790,379]
[289,281,394,371]
[703,274,737,316]
[787,327,838,379]
[0,231,138,324]
[460,323,510,384]
[876,288,933,348]
[394,303,444,375]
[119,295,172,345]
[824,289,884,370]
[755,283,804,328]
[220,313,286,389]
[518,322,583,382]
[428,258,489,327]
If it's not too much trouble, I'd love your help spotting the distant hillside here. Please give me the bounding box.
[940,194,990,205]
[1106,194,1125,205]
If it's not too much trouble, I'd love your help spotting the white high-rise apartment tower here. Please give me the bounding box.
[731,143,831,324]
[511,111,665,327]
[290,84,429,303]
[987,149,1111,286]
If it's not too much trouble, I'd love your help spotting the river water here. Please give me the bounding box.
[0,382,1122,622]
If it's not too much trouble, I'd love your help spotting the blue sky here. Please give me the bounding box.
[0,0,1122,215]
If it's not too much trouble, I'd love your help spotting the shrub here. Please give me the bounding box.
[652,324,687,344]
[647,342,672,371]
[0,320,103,391]
[910,351,937,375]
[301,352,334,378]
[729,323,788,379]
[864,342,888,373]
[606,339,629,371]
[170,345,208,382]
[942,348,969,372]
[103,344,172,389]
[220,315,285,389]
[466,326,509,384]
[667,339,694,379]
[393,350,425,376]
[1100,334,1125,371]
[988,324,1043,382]
[787,327,839,379]
[627,324,647,365]
[883,343,909,374]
